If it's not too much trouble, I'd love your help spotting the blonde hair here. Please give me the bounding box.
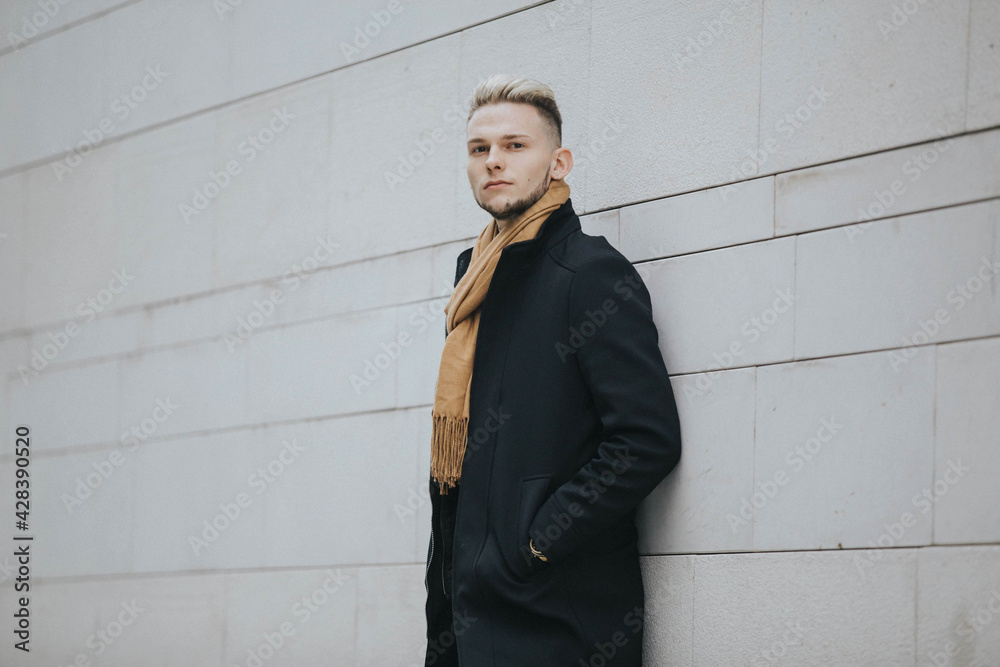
[467,74,562,149]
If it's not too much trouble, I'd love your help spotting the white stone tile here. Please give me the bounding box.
[917,545,1000,665]
[0,572,227,664]
[621,176,774,263]
[637,369,755,554]
[0,172,26,332]
[639,554,694,666]
[0,383,6,458]
[27,310,140,367]
[580,209,620,252]
[759,0,969,174]
[412,405,434,561]
[260,410,423,568]
[328,34,463,265]
[587,0,762,210]
[224,567,358,666]
[211,76,334,289]
[794,200,1000,360]
[456,2,593,221]
[226,2,350,98]
[0,57,20,165]
[114,111,217,308]
[23,143,121,328]
[140,246,438,354]
[0,0,125,50]
[933,336,1000,544]
[0,576,103,666]
[228,0,539,90]
[753,349,936,551]
[0,334,27,383]
[0,15,113,172]
[395,298,449,409]
[243,310,396,423]
[693,549,917,665]
[967,0,1000,131]
[132,429,269,573]
[776,128,1000,236]
[117,340,247,439]
[139,282,280,352]
[6,359,119,452]
[640,237,796,375]
[277,248,435,329]
[25,447,135,577]
[97,2,232,139]
[2,1,542,172]
[356,565,427,666]
[89,573,228,665]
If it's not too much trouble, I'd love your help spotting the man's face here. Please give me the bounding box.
[466,102,570,224]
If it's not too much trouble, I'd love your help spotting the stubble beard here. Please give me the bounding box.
[477,167,552,224]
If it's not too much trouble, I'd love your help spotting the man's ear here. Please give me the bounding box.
[552,147,573,180]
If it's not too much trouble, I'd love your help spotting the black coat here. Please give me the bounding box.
[424,197,682,666]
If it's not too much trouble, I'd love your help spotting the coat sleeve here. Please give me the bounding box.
[525,248,682,565]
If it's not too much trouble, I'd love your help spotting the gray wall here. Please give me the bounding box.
[0,0,998,664]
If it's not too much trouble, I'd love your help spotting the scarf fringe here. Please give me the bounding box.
[431,411,468,495]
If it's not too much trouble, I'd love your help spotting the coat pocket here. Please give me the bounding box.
[506,474,553,580]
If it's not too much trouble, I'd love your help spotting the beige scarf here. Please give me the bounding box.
[431,177,571,494]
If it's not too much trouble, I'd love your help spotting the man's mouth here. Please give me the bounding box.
[485,181,510,190]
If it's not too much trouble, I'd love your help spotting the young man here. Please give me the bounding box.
[423,74,682,666]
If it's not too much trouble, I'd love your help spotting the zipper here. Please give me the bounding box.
[441,510,449,598]
[424,521,434,595]
[424,483,436,645]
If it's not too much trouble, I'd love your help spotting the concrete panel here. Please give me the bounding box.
[327,34,463,265]
[88,574,227,665]
[211,76,334,289]
[621,176,774,262]
[0,577,102,666]
[260,409,423,568]
[693,549,916,665]
[776,128,1000,236]
[356,565,426,666]
[794,200,1000,360]
[967,0,1000,131]
[639,554,694,666]
[6,359,119,452]
[933,336,1000,545]
[637,369,755,554]
[759,0,969,173]
[395,298,449,410]
[917,545,1000,666]
[22,144,120,329]
[224,566,358,666]
[20,447,135,578]
[132,429,270,573]
[243,310,397,423]
[641,237,796,375]
[0,0,127,51]
[753,349,935,551]
[587,0,763,210]
[118,339,246,439]
[114,112,217,308]
[0,172,26,331]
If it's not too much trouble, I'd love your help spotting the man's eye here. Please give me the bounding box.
[510,143,523,149]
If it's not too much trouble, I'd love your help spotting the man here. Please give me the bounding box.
[423,74,682,666]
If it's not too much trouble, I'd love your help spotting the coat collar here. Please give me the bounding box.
[500,197,580,266]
